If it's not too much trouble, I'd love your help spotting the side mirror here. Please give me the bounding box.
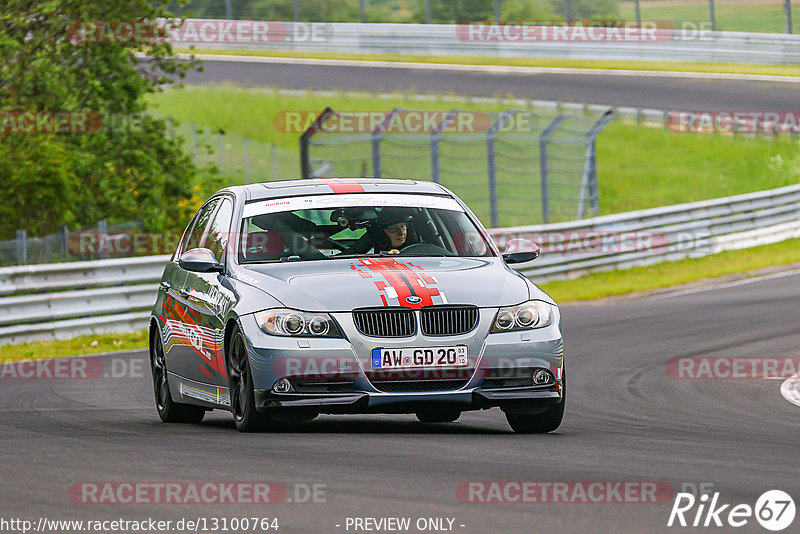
[179,248,224,273]
[502,239,540,264]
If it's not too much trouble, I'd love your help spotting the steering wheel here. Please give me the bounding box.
[398,243,454,256]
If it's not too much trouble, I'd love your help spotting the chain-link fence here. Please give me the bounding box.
[173,0,797,34]
[0,221,146,267]
[167,120,298,184]
[300,108,615,227]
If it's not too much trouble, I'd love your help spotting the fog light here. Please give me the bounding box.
[273,378,293,393]
[532,369,553,385]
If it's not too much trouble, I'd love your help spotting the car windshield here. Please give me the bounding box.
[238,193,494,263]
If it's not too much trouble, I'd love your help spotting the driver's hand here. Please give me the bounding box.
[387,249,400,255]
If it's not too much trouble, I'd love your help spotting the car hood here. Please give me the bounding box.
[235,256,539,312]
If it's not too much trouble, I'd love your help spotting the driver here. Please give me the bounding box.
[375,207,413,254]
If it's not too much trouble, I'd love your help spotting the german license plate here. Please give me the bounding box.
[371,346,468,369]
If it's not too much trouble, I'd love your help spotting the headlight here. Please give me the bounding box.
[255,309,341,338]
[491,301,553,332]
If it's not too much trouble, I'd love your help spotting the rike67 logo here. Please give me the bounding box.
[668,490,795,531]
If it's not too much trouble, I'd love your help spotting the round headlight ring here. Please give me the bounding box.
[308,316,330,336]
[495,310,515,330]
[283,313,305,335]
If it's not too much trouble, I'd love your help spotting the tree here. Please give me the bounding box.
[0,0,200,239]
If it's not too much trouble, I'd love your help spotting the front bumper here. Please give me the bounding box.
[241,308,564,415]
[253,384,563,415]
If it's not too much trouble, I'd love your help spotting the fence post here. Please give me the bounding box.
[294,0,300,21]
[16,230,26,266]
[217,132,224,168]
[371,128,382,179]
[59,225,69,258]
[430,110,461,185]
[98,220,108,260]
[192,123,198,164]
[539,114,568,224]
[487,110,517,228]
[244,137,250,182]
[299,106,337,179]
[786,0,793,34]
[370,108,403,179]
[577,110,616,218]
[634,0,641,26]
[709,0,716,31]
[424,0,431,23]
[272,144,279,181]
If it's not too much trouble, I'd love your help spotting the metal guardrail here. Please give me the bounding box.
[1,184,799,345]
[489,183,800,280]
[190,21,800,65]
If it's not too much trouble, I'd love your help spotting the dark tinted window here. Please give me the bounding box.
[205,198,233,262]
[182,199,219,253]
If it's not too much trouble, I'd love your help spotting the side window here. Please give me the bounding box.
[204,198,234,263]
[182,199,220,253]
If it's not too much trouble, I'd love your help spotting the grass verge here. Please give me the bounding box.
[540,237,800,302]
[1,331,148,362]
[176,48,800,78]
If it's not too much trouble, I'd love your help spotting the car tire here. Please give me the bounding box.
[505,370,566,434]
[227,325,275,432]
[416,409,461,423]
[150,328,206,424]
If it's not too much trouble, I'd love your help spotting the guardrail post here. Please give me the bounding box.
[539,114,568,224]
[424,0,431,23]
[785,0,793,34]
[98,220,108,260]
[16,230,26,266]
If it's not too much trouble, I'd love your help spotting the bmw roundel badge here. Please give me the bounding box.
[406,296,422,304]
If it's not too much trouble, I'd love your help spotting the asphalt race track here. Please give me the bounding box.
[2,271,798,534]
[183,56,800,110]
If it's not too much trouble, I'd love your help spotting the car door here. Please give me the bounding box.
[180,197,236,388]
[165,198,220,384]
